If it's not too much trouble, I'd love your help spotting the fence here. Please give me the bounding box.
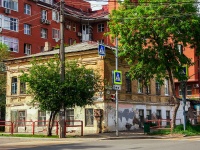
[0,120,83,136]
[146,119,182,129]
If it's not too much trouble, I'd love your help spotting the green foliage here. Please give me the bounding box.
[108,0,200,83]
[173,121,200,135]
[0,43,10,120]
[20,56,102,112]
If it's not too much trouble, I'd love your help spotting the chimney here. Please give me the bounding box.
[44,42,51,52]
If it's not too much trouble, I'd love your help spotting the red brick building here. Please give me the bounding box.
[0,0,109,57]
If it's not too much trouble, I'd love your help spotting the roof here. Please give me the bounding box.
[4,41,114,62]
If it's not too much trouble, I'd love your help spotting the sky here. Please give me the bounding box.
[84,0,108,10]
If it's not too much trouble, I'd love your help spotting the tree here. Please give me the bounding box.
[108,0,200,129]
[0,43,10,122]
[20,56,102,136]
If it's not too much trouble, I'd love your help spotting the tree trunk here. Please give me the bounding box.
[47,111,57,136]
[171,99,180,129]
[167,67,179,130]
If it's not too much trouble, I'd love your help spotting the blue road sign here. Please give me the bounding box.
[98,44,105,56]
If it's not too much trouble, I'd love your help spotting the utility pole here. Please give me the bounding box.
[181,81,186,131]
[59,0,65,138]
[115,37,119,136]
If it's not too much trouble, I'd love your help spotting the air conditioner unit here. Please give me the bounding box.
[66,25,71,30]
[4,9,11,14]
[77,32,82,36]
[193,83,199,88]
[45,20,51,25]
[41,19,51,25]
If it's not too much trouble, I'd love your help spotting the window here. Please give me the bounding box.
[52,28,60,39]
[68,38,72,46]
[24,43,31,55]
[139,109,144,127]
[41,46,44,52]
[146,83,151,94]
[39,0,53,5]
[41,28,47,39]
[24,24,31,35]
[125,72,132,93]
[20,81,26,94]
[97,23,104,32]
[179,84,187,95]
[3,0,18,11]
[24,4,31,15]
[72,23,76,32]
[4,16,18,31]
[156,110,162,119]
[0,36,19,52]
[166,110,170,126]
[146,110,151,120]
[41,10,47,20]
[38,111,46,126]
[66,109,74,126]
[11,77,17,95]
[18,111,25,126]
[98,39,104,44]
[155,80,161,95]
[164,79,169,95]
[85,108,94,126]
[187,85,192,95]
[137,78,143,93]
[52,10,59,22]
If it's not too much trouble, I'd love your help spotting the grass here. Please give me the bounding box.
[150,122,200,136]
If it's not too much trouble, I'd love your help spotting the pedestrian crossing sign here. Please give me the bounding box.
[113,70,122,85]
[98,44,105,56]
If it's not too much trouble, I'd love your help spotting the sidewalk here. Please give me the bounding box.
[81,129,184,140]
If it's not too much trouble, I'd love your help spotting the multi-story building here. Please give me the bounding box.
[0,0,109,58]
[3,0,199,135]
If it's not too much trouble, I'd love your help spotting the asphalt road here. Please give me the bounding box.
[1,137,200,150]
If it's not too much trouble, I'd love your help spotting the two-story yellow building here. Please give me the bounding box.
[4,41,187,135]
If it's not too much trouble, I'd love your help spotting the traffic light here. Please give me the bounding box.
[111,94,116,102]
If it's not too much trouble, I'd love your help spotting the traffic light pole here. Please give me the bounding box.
[115,37,119,137]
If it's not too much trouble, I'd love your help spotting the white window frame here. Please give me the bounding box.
[24,3,31,15]
[41,28,47,39]
[3,16,18,32]
[2,0,18,11]
[38,111,46,126]
[11,76,17,95]
[66,109,74,126]
[137,79,143,93]
[52,28,60,39]
[164,79,169,95]
[0,36,19,52]
[85,108,94,126]
[52,10,59,22]
[24,43,31,55]
[97,23,104,32]
[41,10,47,20]
[24,24,31,35]
[18,110,26,126]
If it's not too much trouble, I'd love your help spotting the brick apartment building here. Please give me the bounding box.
[0,0,109,57]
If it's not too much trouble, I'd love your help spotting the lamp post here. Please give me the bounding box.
[59,0,65,138]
